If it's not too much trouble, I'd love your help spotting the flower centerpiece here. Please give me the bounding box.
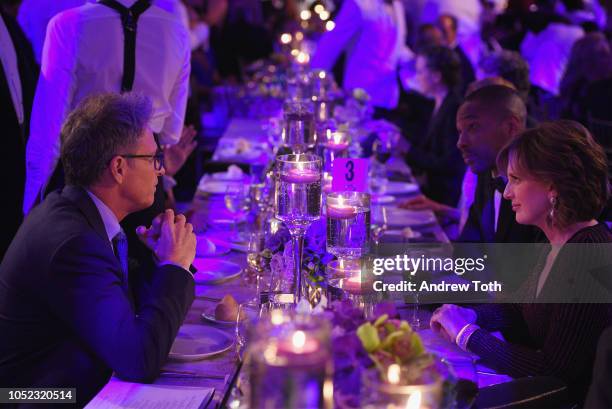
[262,219,334,304]
[327,302,454,409]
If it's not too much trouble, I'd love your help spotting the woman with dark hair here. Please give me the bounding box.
[560,32,612,124]
[431,120,612,404]
[404,46,466,206]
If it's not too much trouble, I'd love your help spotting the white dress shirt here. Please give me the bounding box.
[17,0,88,63]
[0,14,24,125]
[24,0,190,214]
[86,190,122,248]
[521,23,584,96]
[311,0,412,109]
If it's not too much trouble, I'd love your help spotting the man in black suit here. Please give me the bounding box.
[405,46,466,207]
[438,14,475,95]
[455,85,540,244]
[0,2,38,259]
[0,93,196,406]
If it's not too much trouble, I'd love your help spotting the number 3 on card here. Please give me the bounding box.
[331,158,368,192]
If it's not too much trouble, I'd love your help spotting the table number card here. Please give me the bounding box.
[331,158,368,192]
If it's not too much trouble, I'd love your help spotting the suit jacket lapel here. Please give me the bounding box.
[495,197,513,242]
[61,185,109,244]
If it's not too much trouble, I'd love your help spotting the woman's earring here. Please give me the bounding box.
[549,196,557,223]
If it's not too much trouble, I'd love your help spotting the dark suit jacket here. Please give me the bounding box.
[455,45,475,95]
[585,326,612,409]
[0,11,38,259]
[0,186,195,407]
[458,173,541,244]
[405,91,466,206]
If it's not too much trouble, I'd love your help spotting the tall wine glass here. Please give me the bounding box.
[371,205,388,254]
[282,100,315,153]
[372,138,393,164]
[275,154,322,303]
[224,184,250,241]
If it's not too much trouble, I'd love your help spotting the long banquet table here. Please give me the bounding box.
[89,118,511,408]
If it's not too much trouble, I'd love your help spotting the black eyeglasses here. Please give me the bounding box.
[119,152,165,171]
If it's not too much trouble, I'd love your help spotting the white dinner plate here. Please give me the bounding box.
[192,259,243,285]
[372,208,436,227]
[169,324,233,361]
[384,181,419,195]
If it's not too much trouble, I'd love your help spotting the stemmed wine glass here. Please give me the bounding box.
[372,138,393,164]
[224,184,250,242]
[275,154,322,303]
[371,205,388,254]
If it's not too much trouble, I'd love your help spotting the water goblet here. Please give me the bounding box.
[275,154,322,303]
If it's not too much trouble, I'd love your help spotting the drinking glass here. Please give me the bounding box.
[275,154,322,303]
[326,192,371,262]
[224,184,250,241]
[372,138,393,164]
[235,303,259,360]
[369,160,388,196]
[282,100,315,153]
[371,204,388,253]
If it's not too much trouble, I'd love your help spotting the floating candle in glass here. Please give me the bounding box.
[326,192,370,260]
[248,313,333,409]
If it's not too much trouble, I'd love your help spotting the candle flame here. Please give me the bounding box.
[280,33,292,44]
[296,51,310,64]
[406,391,422,409]
[292,330,307,349]
[271,310,284,325]
[300,10,311,20]
[314,4,325,14]
[319,10,330,20]
[326,21,336,31]
[332,132,344,145]
[388,363,401,385]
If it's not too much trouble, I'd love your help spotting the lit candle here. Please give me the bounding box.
[280,33,292,45]
[281,168,320,183]
[343,274,363,293]
[324,132,349,151]
[296,51,310,65]
[277,330,320,357]
[327,202,357,219]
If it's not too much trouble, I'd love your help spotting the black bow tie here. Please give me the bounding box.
[491,176,506,194]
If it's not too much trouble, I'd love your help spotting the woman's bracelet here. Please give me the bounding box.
[455,323,480,351]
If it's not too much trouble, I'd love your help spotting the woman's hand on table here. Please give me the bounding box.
[430,304,477,343]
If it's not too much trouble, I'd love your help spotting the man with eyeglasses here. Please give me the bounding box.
[0,93,196,406]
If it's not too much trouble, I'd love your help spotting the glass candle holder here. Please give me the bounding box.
[275,154,322,303]
[310,69,333,99]
[326,191,370,261]
[247,312,333,409]
[316,129,350,175]
[282,99,315,153]
[360,356,449,409]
